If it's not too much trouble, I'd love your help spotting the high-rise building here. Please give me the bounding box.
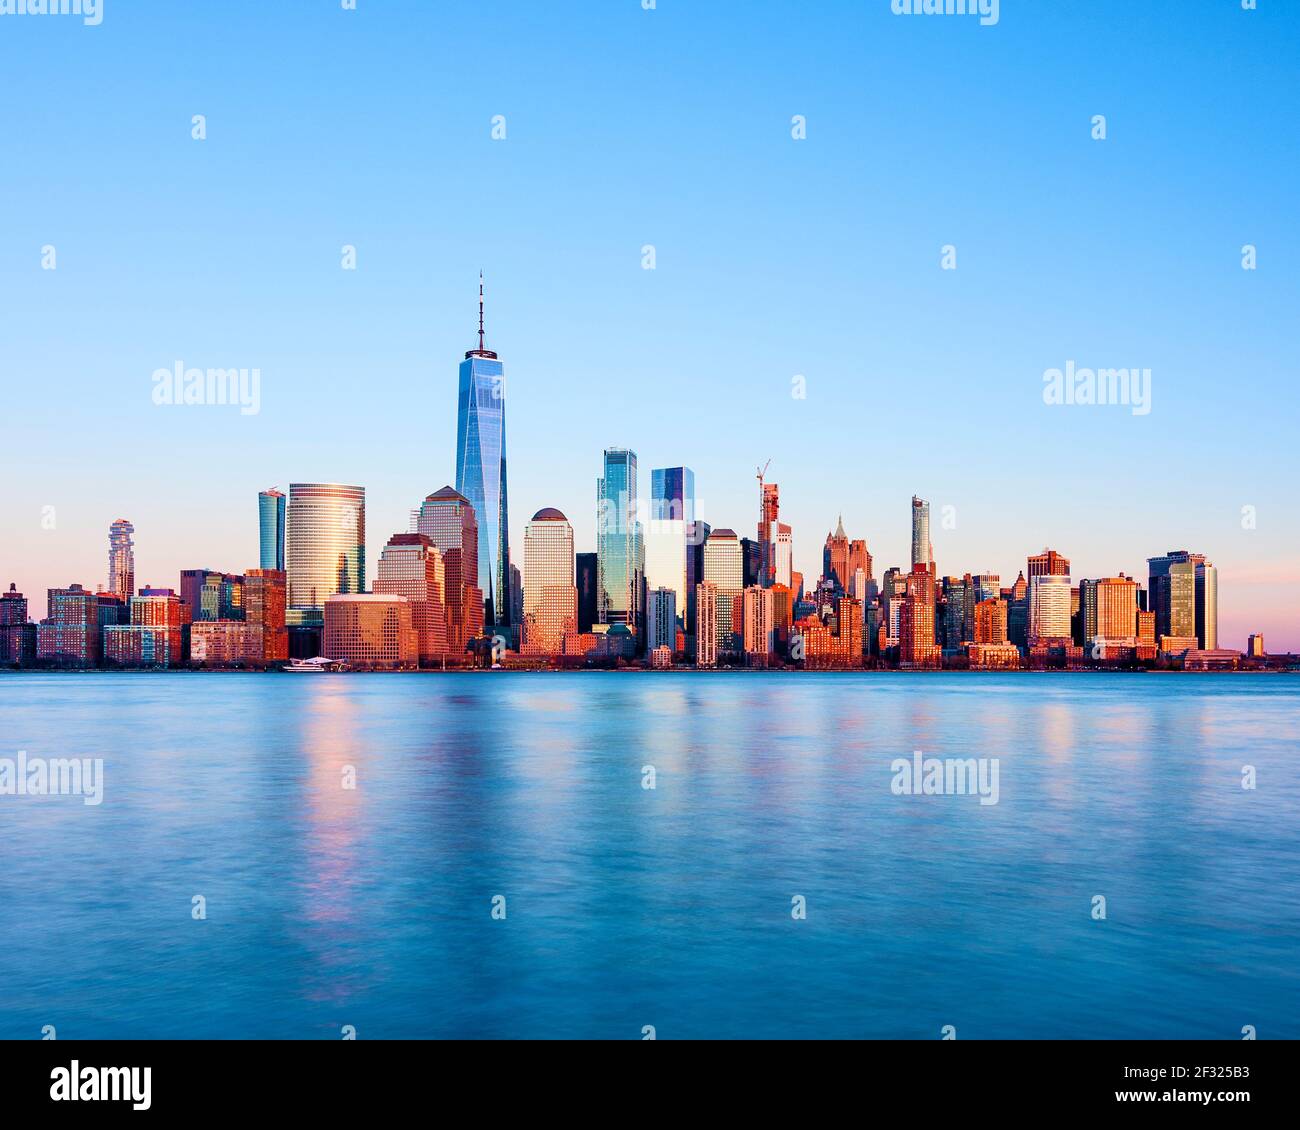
[576,552,598,634]
[742,584,775,662]
[36,584,100,667]
[0,584,36,666]
[703,529,744,655]
[1029,573,1073,643]
[974,598,1008,645]
[910,497,933,575]
[323,593,418,670]
[1028,548,1070,579]
[258,488,286,571]
[1247,633,1265,658]
[597,448,642,630]
[376,534,448,665]
[823,516,872,594]
[181,570,244,622]
[245,568,288,662]
[1080,575,1139,643]
[416,486,484,654]
[644,467,694,633]
[287,483,365,609]
[758,480,780,587]
[1147,550,1217,649]
[105,587,186,667]
[646,587,677,655]
[522,508,577,656]
[900,564,940,668]
[455,275,510,629]
[108,519,135,602]
[774,524,793,588]
[740,537,762,588]
[695,582,718,667]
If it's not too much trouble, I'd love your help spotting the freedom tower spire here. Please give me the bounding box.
[456,273,510,632]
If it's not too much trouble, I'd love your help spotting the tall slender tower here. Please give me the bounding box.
[597,448,641,628]
[910,496,934,575]
[108,519,135,602]
[456,273,510,629]
[258,488,286,571]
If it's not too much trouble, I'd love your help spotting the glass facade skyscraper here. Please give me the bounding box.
[910,496,932,574]
[259,488,286,571]
[644,466,695,633]
[455,277,510,629]
[287,483,366,610]
[597,448,642,628]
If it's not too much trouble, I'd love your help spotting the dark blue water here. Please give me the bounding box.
[1,672,1296,1039]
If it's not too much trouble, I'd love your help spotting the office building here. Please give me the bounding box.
[287,483,365,609]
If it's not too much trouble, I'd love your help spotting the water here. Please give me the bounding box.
[1,671,1297,1040]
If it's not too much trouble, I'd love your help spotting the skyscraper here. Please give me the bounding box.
[455,274,510,629]
[1148,550,1217,648]
[258,488,286,571]
[522,508,577,656]
[287,483,365,610]
[1029,573,1073,643]
[376,533,448,664]
[703,529,744,655]
[576,552,598,634]
[645,587,677,655]
[759,479,780,587]
[644,466,695,632]
[695,582,718,667]
[1028,548,1070,579]
[108,519,135,602]
[245,568,288,662]
[910,497,933,575]
[900,564,940,668]
[597,448,642,630]
[416,486,484,653]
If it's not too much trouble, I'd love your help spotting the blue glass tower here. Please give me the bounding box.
[455,276,510,628]
[258,488,285,571]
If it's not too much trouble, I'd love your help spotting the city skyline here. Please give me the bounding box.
[2,3,1297,649]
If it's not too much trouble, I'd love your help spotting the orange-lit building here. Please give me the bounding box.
[376,534,448,664]
[900,565,940,668]
[974,597,1008,645]
[323,594,418,670]
[245,567,288,662]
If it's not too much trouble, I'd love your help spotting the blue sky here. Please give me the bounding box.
[1,0,1297,647]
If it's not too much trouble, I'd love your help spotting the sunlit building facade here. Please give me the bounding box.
[416,486,484,655]
[455,278,510,629]
[376,534,448,664]
[522,508,577,656]
[703,529,743,655]
[108,519,135,602]
[323,593,418,670]
[695,582,718,667]
[287,483,366,610]
[1029,573,1073,643]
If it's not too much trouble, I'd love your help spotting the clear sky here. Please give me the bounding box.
[1,0,1297,648]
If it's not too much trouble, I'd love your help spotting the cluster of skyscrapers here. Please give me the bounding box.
[0,283,1265,672]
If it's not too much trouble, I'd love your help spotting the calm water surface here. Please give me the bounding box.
[1,672,1297,1039]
